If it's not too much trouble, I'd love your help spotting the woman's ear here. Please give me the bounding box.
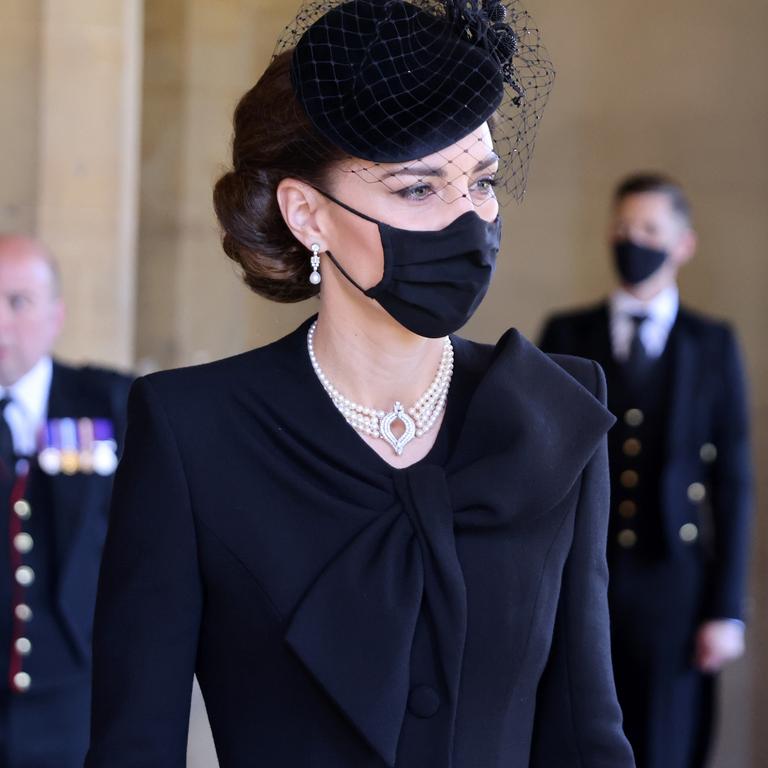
[276,178,326,250]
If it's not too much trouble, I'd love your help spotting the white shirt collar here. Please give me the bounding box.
[609,283,679,330]
[2,356,53,416]
[608,285,679,360]
[0,357,53,454]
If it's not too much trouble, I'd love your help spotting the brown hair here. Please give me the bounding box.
[613,172,692,225]
[213,51,347,303]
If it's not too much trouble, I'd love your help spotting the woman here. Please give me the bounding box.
[86,1,635,766]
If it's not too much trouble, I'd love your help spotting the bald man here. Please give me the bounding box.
[0,236,131,767]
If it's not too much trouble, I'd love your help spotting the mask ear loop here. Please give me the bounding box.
[310,185,381,224]
[309,185,381,295]
[324,251,368,294]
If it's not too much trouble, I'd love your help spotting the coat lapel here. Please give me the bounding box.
[592,303,625,412]
[663,311,699,461]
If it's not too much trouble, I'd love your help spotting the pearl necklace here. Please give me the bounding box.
[307,320,454,456]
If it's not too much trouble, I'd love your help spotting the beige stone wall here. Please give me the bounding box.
[0,1,41,234]
[0,0,143,369]
[136,0,310,372]
[1,0,765,765]
[36,0,143,369]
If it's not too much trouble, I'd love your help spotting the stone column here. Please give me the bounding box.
[36,0,143,369]
[0,1,42,234]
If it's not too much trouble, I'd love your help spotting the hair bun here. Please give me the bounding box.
[212,50,345,303]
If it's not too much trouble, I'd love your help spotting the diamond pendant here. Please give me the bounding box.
[380,402,416,456]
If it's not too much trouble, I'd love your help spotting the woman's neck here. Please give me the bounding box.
[311,303,446,411]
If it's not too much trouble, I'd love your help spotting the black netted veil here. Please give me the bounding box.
[274,0,555,203]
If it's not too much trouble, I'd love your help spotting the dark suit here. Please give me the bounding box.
[0,361,130,767]
[86,319,635,767]
[539,302,753,768]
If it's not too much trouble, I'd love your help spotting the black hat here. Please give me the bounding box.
[276,1,555,201]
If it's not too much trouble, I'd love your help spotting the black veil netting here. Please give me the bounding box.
[273,0,555,204]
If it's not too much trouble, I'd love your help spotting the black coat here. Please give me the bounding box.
[86,317,635,768]
[539,302,753,768]
[539,302,752,621]
[0,361,131,768]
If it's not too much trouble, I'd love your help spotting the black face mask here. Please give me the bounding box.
[613,239,668,285]
[314,189,502,338]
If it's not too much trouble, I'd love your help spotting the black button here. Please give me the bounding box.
[407,685,440,718]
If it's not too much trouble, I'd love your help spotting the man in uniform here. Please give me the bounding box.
[539,174,752,768]
[0,235,131,766]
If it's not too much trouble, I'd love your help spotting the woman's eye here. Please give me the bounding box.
[397,183,434,201]
[473,176,498,195]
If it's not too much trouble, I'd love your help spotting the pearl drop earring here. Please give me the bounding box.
[309,243,322,285]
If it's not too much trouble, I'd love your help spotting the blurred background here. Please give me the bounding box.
[2,1,765,765]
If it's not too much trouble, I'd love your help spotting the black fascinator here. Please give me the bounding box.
[275,0,555,202]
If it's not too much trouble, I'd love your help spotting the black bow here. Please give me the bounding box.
[284,329,615,766]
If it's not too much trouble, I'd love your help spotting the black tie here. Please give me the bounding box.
[0,397,15,481]
[626,313,650,375]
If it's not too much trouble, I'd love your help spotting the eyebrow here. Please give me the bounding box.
[382,152,500,179]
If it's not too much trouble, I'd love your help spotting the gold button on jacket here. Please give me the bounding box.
[617,529,638,548]
[620,470,639,489]
[13,499,31,519]
[679,523,699,543]
[618,500,638,519]
[622,438,642,457]
[687,482,706,502]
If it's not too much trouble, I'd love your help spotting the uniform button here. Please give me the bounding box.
[623,438,642,457]
[14,604,33,622]
[618,500,638,519]
[700,443,717,463]
[624,408,644,427]
[13,533,33,554]
[12,672,31,692]
[14,637,31,655]
[687,482,706,502]
[617,529,637,548]
[13,499,31,520]
[679,523,699,543]
[15,566,34,587]
[620,470,639,489]
[407,685,441,718]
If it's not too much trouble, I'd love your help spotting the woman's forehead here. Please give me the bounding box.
[342,124,497,182]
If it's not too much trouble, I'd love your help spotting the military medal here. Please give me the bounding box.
[38,421,62,475]
[78,418,95,474]
[37,417,118,476]
[92,419,118,476]
[59,418,79,475]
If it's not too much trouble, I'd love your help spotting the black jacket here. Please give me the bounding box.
[86,317,634,768]
[2,361,131,766]
[540,302,753,621]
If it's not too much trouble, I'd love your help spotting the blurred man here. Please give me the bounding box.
[0,236,130,767]
[539,174,752,768]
